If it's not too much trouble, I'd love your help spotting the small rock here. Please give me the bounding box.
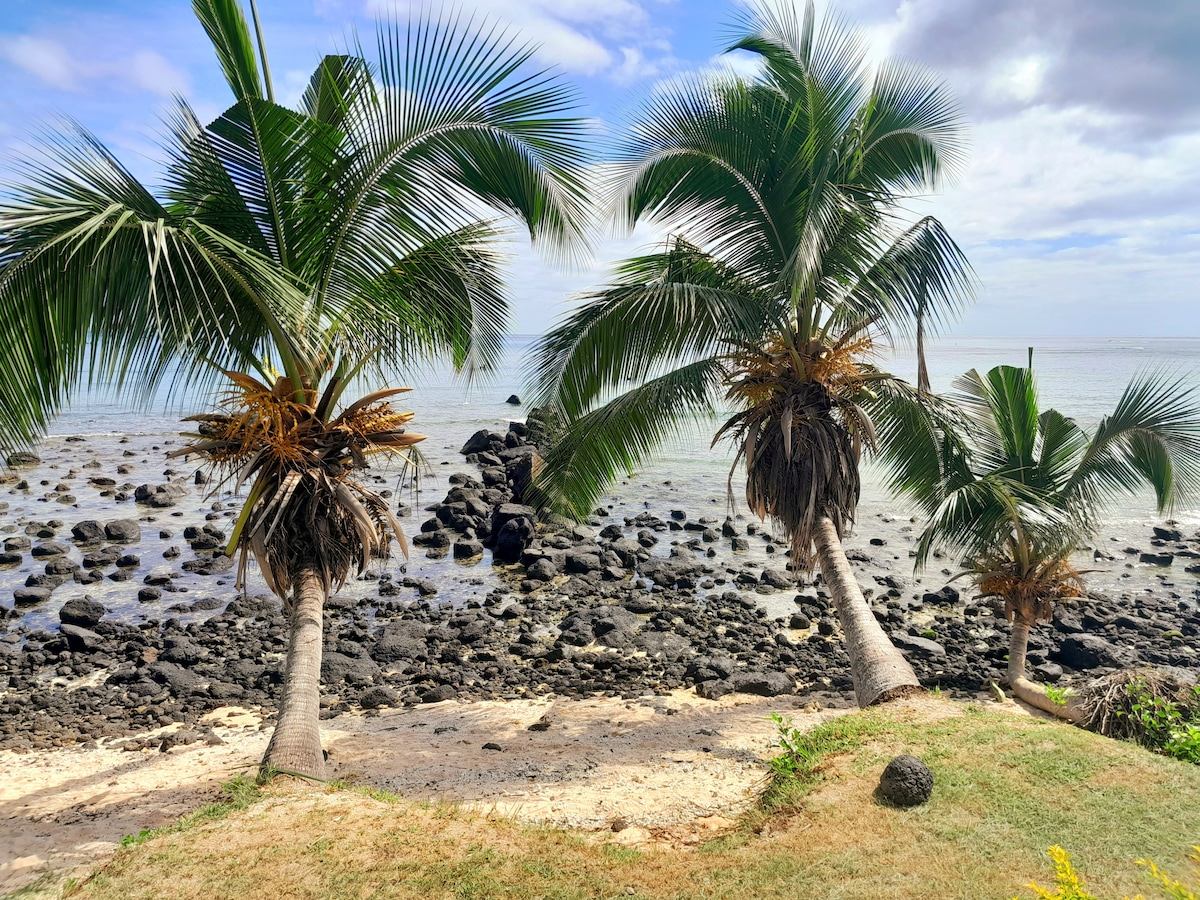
[421,684,457,704]
[358,686,398,710]
[5,451,39,467]
[482,742,503,751]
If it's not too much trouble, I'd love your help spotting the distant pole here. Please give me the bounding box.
[249,0,276,103]
[1027,346,1033,371]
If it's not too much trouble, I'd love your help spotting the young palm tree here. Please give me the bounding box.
[528,0,974,707]
[886,363,1200,717]
[0,0,589,777]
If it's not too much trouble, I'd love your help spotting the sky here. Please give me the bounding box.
[1,0,1198,337]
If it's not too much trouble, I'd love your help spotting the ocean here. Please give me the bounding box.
[7,334,1199,630]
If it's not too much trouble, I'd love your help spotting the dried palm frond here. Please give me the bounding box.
[974,553,1085,625]
[171,370,425,606]
[715,333,877,569]
[1074,668,1200,742]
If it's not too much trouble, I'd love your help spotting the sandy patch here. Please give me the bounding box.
[0,691,846,894]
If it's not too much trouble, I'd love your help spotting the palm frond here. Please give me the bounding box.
[528,359,725,521]
[192,0,264,102]
[528,240,778,417]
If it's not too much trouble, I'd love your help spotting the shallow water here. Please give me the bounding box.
[4,335,1199,632]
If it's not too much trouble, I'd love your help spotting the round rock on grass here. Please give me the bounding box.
[877,754,934,807]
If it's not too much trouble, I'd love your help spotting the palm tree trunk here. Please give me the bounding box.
[262,565,328,779]
[1007,619,1084,723]
[916,312,930,394]
[813,516,921,706]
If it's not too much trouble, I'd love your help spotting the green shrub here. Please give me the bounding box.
[1126,681,1200,765]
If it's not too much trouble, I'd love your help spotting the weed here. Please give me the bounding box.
[1045,685,1072,708]
[1014,845,1200,900]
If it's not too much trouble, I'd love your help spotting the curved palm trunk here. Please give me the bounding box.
[813,516,921,706]
[262,565,328,779]
[1007,620,1083,723]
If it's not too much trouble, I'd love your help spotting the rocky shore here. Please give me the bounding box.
[1,417,1198,751]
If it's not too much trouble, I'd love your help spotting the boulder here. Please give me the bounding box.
[5,451,39,467]
[877,755,934,806]
[759,568,793,590]
[321,652,381,687]
[526,557,558,581]
[452,539,484,559]
[147,660,204,696]
[31,542,70,558]
[59,623,106,652]
[728,670,796,696]
[105,520,142,543]
[162,638,205,666]
[134,482,188,508]
[921,585,961,605]
[505,395,521,405]
[493,516,535,564]
[558,605,642,647]
[891,633,947,659]
[182,554,234,575]
[421,684,457,704]
[564,549,603,574]
[1056,634,1138,671]
[70,520,106,543]
[460,430,495,455]
[695,679,735,700]
[13,587,51,606]
[59,596,106,628]
[372,621,429,664]
[359,685,398,709]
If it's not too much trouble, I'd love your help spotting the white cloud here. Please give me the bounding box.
[1,36,77,91]
[127,50,191,97]
[985,54,1047,105]
[363,0,670,80]
[0,34,190,97]
[611,47,662,85]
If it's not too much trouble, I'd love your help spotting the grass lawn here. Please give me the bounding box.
[52,700,1200,900]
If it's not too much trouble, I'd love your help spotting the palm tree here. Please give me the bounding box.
[0,0,589,777]
[528,0,973,707]
[885,363,1200,717]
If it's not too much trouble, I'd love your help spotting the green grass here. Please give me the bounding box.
[61,702,1200,900]
[116,774,262,851]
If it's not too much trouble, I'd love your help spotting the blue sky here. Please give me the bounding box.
[3,0,1199,337]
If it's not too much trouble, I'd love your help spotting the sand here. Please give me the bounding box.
[0,690,847,894]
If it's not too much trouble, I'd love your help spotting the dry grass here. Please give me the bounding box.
[64,701,1200,900]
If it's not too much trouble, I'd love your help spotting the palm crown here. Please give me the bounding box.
[0,0,590,778]
[530,0,972,549]
[886,361,1200,711]
[0,0,589,452]
[897,363,1200,617]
